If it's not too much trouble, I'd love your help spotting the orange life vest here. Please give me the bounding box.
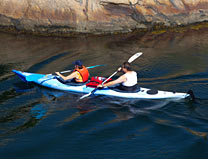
[74,66,89,82]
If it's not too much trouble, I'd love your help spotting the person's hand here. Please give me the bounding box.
[55,72,60,76]
[118,67,122,72]
[97,84,104,88]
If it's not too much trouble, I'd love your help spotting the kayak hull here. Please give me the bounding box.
[13,70,190,100]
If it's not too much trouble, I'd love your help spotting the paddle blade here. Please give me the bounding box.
[80,92,91,100]
[128,52,143,63]
[80,88,98,99]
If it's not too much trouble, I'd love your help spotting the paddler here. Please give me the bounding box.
[55,60,89,83]
[97,62,138,92]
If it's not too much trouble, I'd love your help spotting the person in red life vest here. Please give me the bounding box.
[55,60,89,83]
[97,62,138,92]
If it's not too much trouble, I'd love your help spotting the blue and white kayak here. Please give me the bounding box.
[12,70,194,100]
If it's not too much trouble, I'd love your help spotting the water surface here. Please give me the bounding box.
[0,28,208,159]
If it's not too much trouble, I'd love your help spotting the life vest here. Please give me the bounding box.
[74,66,89,82]
[86,76,112,88]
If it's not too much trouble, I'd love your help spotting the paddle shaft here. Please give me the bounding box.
[102,70,118,85]
[48,64,105,75]
[61,65,105,74]
[101,52,142,85]
[86,70,119,97]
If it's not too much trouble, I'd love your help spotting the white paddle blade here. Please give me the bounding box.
[80,92,91,99]
[128,52,143,63]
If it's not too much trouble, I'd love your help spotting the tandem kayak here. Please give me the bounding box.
[12,70,194,100]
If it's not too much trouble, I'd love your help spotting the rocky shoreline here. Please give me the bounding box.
[0,0,208,36]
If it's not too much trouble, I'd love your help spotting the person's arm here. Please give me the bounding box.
[55,71,78,81]
[98,75,127,87]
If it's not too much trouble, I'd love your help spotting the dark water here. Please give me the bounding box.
[1,28,208,159]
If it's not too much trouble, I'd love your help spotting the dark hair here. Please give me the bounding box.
[122,62,132,71]
[77,65,83,69]
[73,60,83,66]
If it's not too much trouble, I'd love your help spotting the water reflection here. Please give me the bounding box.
[38,87,172,126]
[0,101,40,138]
[1,27,208,80]
[31,104,48,120]
[1,27,208,157]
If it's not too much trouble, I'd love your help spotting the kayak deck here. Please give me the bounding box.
[13,70,190,100]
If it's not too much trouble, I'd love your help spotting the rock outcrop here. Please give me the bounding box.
[0,0,208,35]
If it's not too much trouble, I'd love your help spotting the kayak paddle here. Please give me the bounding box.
[25,64,106,82]
[48,64,106,75]
[80,52,143,99]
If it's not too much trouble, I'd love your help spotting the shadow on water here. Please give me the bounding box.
[0,88,20,104]
[0,64,17,81]
[1,26,208,158]
[0,64,10,76]
[27,52,69,73]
